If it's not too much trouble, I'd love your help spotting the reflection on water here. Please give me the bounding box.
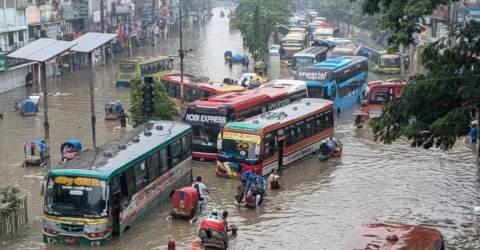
[0,7,479,250]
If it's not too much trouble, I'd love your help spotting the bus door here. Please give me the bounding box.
[276,134,286,167]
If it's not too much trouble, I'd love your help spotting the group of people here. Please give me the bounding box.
[241,55,250,68]
[319,136,340,158]
[235,169,280,208]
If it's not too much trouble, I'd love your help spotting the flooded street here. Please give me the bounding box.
[1,7,479,250]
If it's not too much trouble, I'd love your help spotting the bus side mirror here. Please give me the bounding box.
[102,186,110,201]
[217,139,222,150]
[40,180,46,196]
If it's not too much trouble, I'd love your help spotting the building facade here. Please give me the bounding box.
[0,0,31,93]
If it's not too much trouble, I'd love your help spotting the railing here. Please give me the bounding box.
[0,196,29,238]
[0,19,27,30]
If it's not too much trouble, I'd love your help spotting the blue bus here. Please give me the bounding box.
[294,56,368,113]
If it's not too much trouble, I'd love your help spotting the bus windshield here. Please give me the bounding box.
[380,57,401,68]
[191,123,221,143]
[369,92,390,105]
[220,139,259,162]
[292,56,314,70]
[44,176,107,218]
[307,86,328,98]
[118,64,136,73]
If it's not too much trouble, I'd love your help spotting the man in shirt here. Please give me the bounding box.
[192,176,210,201]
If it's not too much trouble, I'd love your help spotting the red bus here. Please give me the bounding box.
[160,74,245,105]
[184,79,308,162]
[354,81,405,125]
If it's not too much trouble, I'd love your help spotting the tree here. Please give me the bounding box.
[129,77,177,128]
[235,0,294,61]
[1,185,21,217]
[370,21,480,150]
[351,0,453,47]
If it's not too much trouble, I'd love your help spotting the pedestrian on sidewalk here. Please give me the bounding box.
[241,55,246,67]
[264,61,268,75]
[118,109,129,128]
[403,56,410,70]
[245,56,250,68]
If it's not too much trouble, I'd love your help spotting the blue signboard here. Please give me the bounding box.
[147,6,152,23]
[458,7,480,21]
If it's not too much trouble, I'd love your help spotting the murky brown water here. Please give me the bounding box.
[1,7,479,250]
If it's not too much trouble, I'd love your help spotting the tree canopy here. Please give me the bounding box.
[317,0,380,33]
[370,21,480,150]
[351,0,453,46]
[235,0,294,61]
[129,77,177,128]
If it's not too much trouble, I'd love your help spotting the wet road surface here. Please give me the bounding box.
[1,7,479,250]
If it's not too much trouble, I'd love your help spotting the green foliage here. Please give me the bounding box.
[1,185,21,217]
[235,0,294,61]
[317,0,381,32]
[370,21,480,150]
[351,0,453,47]
[129,77,177,128]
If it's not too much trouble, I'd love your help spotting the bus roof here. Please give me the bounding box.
[313,56,367,71]
[224,98,332,132]
[161,74,245,93]
[118,55,170,64]
[294,46,329,57]
[341,223,443,250]
[49,121,191,180]
[192,80,307,109]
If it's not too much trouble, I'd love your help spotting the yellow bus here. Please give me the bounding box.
[280,33,307,63]
[116,56,173,88]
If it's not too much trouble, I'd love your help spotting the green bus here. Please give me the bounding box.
[116,56,174,88]
[41,121,192,246]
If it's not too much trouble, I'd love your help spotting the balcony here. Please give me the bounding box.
[0,19,28,32]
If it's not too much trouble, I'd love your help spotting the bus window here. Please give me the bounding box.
[263,138,275,159]
[181,134,192,158]
[315,114,323,133]
[287,125,297,146]
[147,152,160,183]
[306,117,315,137]
[133,161,147,191]
[174,84,181,99]
[171,140,182,166]
[325,110,333,128]
[159,148,168,174]
[330,84,337,100]
[369,92,390,105]
[296,121,305,141]
[125,167,135,197]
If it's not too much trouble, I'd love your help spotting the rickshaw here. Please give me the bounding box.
[61,139,82,162]
[105,101,122,120]
[254,61,265,75]
[199,219,229,249]
[19,99,38,116]
[224,51,233,61]
[318,138,342,161]
[167,187,204,223]
[23,140,45,167]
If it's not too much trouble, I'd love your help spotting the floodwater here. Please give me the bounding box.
[1,7,479,250]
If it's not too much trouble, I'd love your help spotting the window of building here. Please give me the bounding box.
[8,32,14,46]
[18,31,24,42]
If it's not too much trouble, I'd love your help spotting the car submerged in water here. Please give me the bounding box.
[341,222,445,250]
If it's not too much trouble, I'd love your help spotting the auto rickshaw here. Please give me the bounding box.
[224,51,233,61]
[254,61,265,76]
[23,140,45,167]
[318,138,342,161]
[105,101,122,120]
[19,97,39,116]
[167,187,204,223]
[61,139,82,162]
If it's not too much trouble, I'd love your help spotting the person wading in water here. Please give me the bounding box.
[118,109,129,128]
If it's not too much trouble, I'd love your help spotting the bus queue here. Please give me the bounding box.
[38,11,419,250]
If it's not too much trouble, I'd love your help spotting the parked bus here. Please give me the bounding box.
[184,79,308,162]
[354,81,405,122]
[42,121,192,246]
[341,223,445,250]
[161,74,245,105]
[216,98,334,179]
[291,46,329,76]
[280,33,308,62]
[278,24,297,38]
[294,56,368,113]
[327,40,364,59]
[313,24,339,40]
[373,53,402,74]
[116,56,173,88]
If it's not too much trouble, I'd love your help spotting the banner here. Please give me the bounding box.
[223,132,260,142]
[0,55,7,71]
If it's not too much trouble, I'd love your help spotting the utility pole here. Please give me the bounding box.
[41,62,51,172]
[100,0,105,33]
[449,2,458,48]
[128,9,132,60]
[179,6,185,105]
[462,0,467,28]
[88,51,97,149]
